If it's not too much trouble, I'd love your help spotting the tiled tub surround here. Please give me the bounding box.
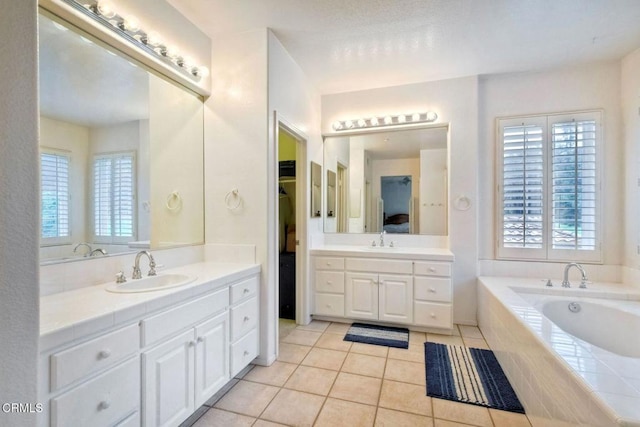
[39,261,260,427]
[478,277,640,426]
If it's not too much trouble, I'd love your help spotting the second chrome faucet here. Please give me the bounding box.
[132,250,157,279]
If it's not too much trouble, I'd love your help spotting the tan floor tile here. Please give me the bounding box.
[242,361,297,386]
[284,365,338,396]
[301,347,347,371]
[314,398,376,427]
[384,358,426,385]
[378,380,432,416]
[427,334,464,346]
[279,319,297,341]
[329,372,382,405]
[213,380,279,417]
[407,340,428,353]
[350,342,389,357]
[260,389,325,426]
[462,338,490,350]
[459,325,484,339]
[432,399,492,427]
[375,407,434,427]
[410,331,427,343]
[388,346,424,363]
[296,320,330,332]
[253,420,288,427]
[433,420,476,427]
[341,352,386,378]
[315,332,353,352]
[451,325,462,336]
[281,329,322,346]
[490,409,532,427]
[277,342,312,364]
[192,408,255,426]
[325,322,352,335]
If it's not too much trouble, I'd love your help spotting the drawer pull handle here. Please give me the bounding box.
[188,340,196,347]
[430,313,436,318]
[326,304,332,309]
[243,350,250,356]
[197,336,204,343]
[429,288,436,293]
[327,281,332,285]
[98,350,111,360]
[428,267,437,273]
[97,401,110,411]
[244,316,250,322]
[326,262,331,266]
[243,288,250,294]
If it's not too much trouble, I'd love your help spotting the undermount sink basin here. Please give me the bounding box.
[105,274,197,293]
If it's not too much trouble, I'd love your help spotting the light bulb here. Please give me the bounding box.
[370,117,379,126]
[123,15,140,32]
[180,56,194,71]
[426,111,438,121]
[412,113,421,122]
[384,116,393,125]
[397,114,406,123]
[196,66,210,77]
[96,1,116,19]
[165,44,179,59]
[345,120,354,129]
[357,119,367,127]
[146,31,163,47]
[332,121,343,131]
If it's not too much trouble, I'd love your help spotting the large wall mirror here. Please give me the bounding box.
[323,126,448,235]
[39,11,205,264]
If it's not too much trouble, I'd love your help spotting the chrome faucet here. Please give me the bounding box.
[73,243,92,257]
[562,262,588,288]
[89,248,107,257]
[379,230,386,247]
[132,250,157,279]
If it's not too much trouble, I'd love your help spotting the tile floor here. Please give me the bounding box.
[182,321,533,427]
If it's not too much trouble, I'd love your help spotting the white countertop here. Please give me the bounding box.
[310,245,454,261]
[40,262,260,352]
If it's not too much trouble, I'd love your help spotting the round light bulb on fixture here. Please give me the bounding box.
[384,116,393,125]
[146,31,163,47]
[397,114,406,124]
[426,111,438,121]
[332,121,343,131]
[345,120,355,129]
[165,44,179,59]
[370,117,379,126]
[97,1,116,19]
[123,15,140,32]
[412,113,421,122]
[357,119,367,127]
[196,66,210,77]
[181,56,195,71]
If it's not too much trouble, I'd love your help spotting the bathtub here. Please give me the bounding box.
[478,277,640,426]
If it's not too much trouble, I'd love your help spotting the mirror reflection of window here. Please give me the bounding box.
[380,175,412,234]
[40,150,71,243]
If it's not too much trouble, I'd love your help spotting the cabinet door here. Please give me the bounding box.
[195,312,229,407]
[345,273,378,320]
[378,274,413,324]
[143,330,195,427]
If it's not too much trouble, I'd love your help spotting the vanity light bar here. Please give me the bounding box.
[60,0,209,80]
[332,111,438,131]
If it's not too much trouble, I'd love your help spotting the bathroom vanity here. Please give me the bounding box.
[310,246,454,332]
[38,262,260,427]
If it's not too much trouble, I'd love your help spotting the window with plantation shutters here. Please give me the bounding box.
[497,111,601,262]
[93,152,136,243]
[41,151,71,243]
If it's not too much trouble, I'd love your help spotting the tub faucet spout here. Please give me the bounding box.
[562,263,588,289]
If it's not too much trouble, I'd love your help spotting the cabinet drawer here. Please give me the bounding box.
[142,288,229,347]
[231,296,258,341]
[315,271,345,293]
[314,293,345,317]
[51,358,139,427]
[314,256,344,271]
[230,275,259,305]
[413,302,452,329]
[230,328,258,377]
[50,324,139,392]
[414,277,452,303]
[414,262,451,277]
[345,258,412,274]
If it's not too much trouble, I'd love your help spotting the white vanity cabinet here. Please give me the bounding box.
[311,251,453,331]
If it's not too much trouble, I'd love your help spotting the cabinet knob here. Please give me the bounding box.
[243,350,250,356]
[97,350,111,360]
[428,267,436,273]
[97,400,110,411]
[326,262,331,266]
[326,304,332,309]
[197,336,204,343]
[430,313,436,318]
[429,288,436,293]
[244,316,250,322]
[188,340,196,347]
[243,288,250,294]
[327,281,332,285]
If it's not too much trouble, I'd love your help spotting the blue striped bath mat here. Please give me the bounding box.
[425,342,525,413]
[343,323,409,349]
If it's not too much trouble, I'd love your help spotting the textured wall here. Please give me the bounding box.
[0,1,40,426]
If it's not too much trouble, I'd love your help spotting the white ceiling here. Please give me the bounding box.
[347,125,447,160]
[169,0,640,94]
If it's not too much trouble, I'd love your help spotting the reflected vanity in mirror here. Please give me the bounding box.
[311,161,322,217]
[39,11,205,265]
[323,125,448,235]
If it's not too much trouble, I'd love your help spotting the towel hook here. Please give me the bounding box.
[166,191,182,211]
[225,188,241,210]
